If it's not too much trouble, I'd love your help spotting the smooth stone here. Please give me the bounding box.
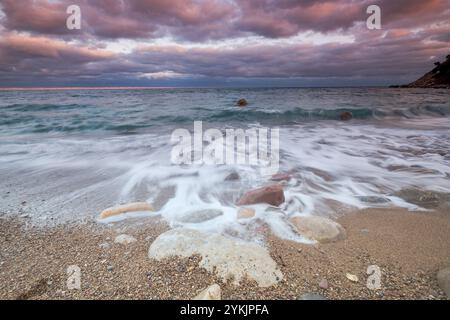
[357,196,391,204]
[179,209,223,223]
[193,284,221,300]
[148,228,283,287]
[437,268,450,298]
[99,202,154,219]
[319,278,329,289]
[237,208,256,219]
[290,216,346,243]
[394,189,450,209]
[237,184,285,207]
[346,273,359,283]
[299,293,327,300]
[114,234,137,245]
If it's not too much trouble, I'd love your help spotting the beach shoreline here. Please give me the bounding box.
[1,207,449,300]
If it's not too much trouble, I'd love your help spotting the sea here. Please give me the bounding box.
[0,87,449,242]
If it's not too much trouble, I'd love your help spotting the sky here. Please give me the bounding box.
[0,0,449,87]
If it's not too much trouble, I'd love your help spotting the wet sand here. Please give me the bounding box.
[0,207,449,300]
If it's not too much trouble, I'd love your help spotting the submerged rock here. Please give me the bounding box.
[99,202,154,219]
[237,99,248,107]
[237,184,285,207]
[225,171,240,181]
[193,284,221,300]
[437,268,450,298]
[178,209,223,223]
[357,196,391,204]
[114,234,137,245]
[148,228,283,287]
[395,189,450,209]
[237,208,256,219]
[290,216,346,243]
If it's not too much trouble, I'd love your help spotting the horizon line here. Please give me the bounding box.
[0,85,390,91]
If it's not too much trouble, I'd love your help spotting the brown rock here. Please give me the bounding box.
[339,111,353,121]
[237,99,248,107]
[237,185,285,207]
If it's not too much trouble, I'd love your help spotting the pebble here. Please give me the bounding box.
[114,234,137,245]
[346,273,359,283]
[319,279,329,289]
[99,243,110,249]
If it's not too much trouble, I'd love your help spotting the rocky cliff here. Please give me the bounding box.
[404,55,450,88]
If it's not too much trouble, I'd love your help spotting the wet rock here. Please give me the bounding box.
[299,293,327,300]
[237,208,256,219]
[179,209,223,223]
[99,202,154,219]
[357,196,391,204]
[237,99,248,107]
[193,284,221,300]
[225,172,240,181]
[394,189,450,209]
[271,173,291,182]
[437,268,450,298]
[114,234,137,245]
[339,111,353,121]
[237,184,285,207]
[148,228,283,287]
[290,216,346,243]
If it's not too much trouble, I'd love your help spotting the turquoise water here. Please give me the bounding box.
[0,88,449,239]
[0,88,449,135]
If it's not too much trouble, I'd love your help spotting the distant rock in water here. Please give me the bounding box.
[398,55,450,88]
[339,111,353,121]
[237,98,248,107]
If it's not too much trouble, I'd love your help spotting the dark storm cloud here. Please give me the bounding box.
[0,0,448,86]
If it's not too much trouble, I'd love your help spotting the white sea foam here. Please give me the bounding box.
[0,121,449,244]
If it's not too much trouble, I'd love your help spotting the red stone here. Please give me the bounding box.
[237,184,285,206]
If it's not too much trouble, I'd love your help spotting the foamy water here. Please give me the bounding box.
[0,88,449,243]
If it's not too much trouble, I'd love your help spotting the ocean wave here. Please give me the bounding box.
[1,103,449,134]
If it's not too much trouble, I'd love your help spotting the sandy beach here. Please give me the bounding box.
[1,206,449,300]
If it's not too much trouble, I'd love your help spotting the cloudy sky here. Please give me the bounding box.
[0,0,449,87]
